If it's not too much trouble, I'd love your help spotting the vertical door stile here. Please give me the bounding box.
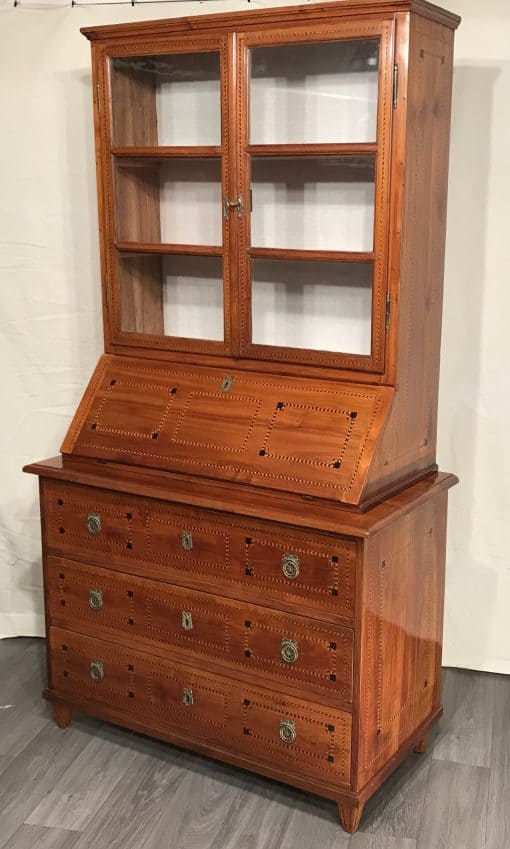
[225,32,241,357]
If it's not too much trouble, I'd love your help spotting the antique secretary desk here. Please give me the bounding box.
[24,0,460,833]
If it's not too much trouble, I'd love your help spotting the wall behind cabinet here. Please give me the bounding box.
[0,0,508,674]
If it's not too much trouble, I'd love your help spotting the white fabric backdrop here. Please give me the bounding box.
[0,0,509,673]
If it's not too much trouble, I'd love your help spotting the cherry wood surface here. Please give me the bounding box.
[40,478,357,625]
[23,0,460,834]
[48,626,353,787]
[46,555,355,705]
[59,354,394,505]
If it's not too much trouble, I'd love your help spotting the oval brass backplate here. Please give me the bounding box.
[281,553,300,580]
[87,513,102,535]
[281,637,298,664]
[279,719,296,744]
[90,660,104,683]
[88,588,103,611]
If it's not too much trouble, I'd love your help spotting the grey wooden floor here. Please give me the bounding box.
[0,638,507,849]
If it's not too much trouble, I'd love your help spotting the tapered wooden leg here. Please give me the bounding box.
[337,801,364,834]
[413,730,430,754]
[52,701,73,729]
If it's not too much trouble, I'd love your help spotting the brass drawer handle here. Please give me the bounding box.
[182,687,194,706]
[181,611,193,631]
[279,719,296,744]
[87,513,102,535]
[90,660,104,683]
[281,638,298,664]
[88,588,103,610]
[281,554,300,580]
[181,531,193,551]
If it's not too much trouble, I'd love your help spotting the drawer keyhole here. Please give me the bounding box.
[181,611,193,631]
[182,687,194,707]
[181,531,193,551]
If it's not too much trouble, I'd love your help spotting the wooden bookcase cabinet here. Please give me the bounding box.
[24,0,460,834]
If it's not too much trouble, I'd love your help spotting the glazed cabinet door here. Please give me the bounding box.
[236,21,394,371]
[96,20,394,373]
[99,36,233,355]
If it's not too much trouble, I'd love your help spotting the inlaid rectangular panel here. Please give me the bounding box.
[49,627,352,785]
[61,355,393,503]
[42,480,356,622]
[47,557,353,700]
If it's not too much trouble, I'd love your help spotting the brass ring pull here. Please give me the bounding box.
[182,688,194,707]
[279,719,296,744]
[87,513,102,535]
[281,638,298,664]
[281,554,300,580]
[88,588,103,610]
[90,660,104,683]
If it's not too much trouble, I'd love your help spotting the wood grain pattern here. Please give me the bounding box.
[355,488,448,790]
[46,556,354,703]
[48,626,353,786]
[81,1,461,43]
[22,0,460,837]
[59,354,394,505]
[363,15,455,500]
[41,479,357,623]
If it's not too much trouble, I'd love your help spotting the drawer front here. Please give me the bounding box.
[43,481,356,621]
[49,627,351,786]
[47,557,353,700]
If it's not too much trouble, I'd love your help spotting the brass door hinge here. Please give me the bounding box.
[392,63,399,108]
[385,292,391,332]
[96,83,101,115]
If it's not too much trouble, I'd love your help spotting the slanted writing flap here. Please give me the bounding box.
[61,355,394,504]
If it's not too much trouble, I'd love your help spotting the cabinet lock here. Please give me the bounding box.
[183,687,194,707]
[223,195,244,220]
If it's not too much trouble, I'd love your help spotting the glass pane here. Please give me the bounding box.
[111,52,221,146]
[115,158,222,246]
[251,259,372,354]
[250,40,379,144]
[119,253,223,341]
[251,156,375,252]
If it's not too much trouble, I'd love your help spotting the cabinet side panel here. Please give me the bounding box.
[365,15,455,500]
[355,488,448,791]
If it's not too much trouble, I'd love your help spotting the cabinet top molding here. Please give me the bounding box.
[81,0,461,42]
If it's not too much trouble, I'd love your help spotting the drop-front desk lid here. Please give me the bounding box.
[61,355,394,505]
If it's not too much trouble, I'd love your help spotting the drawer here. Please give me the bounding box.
[49,627,352,786]
[43,481,356,621]
[47,556,353,701]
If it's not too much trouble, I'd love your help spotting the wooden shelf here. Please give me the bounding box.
[246,143,377,157]
[112,146,222,158]
[115,242,223,256]
[249,247,374,263]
